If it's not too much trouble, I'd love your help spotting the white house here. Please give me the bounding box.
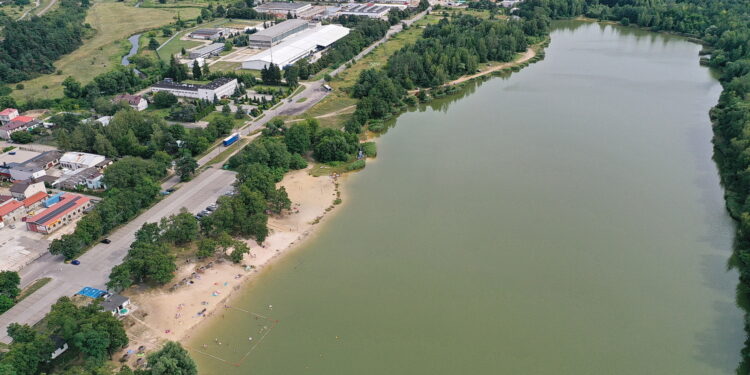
[0,108,18,124]
[113,94,148,111]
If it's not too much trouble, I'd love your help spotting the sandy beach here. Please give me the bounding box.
[117,167,344,364]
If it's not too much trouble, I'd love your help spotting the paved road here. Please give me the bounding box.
[0,168,236,343]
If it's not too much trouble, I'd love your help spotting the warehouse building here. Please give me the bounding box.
[189,28,226,40]
[59,152,106,171]
[254,2,312,17]
[151,78,238,101]
[188,43,225,59]
[26,193,91,234]
[248,19,310,48]
[337,3,406,18]
[242,24,350,70]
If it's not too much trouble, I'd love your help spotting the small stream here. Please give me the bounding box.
[122,34,145,76]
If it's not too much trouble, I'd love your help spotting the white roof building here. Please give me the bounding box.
[59,152,106,171]
[242,24,350,70]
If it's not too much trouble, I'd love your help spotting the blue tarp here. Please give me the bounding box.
[78,287,107,299]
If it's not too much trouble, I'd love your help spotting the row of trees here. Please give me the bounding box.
[0,271,20,314]
[346,14,547,133]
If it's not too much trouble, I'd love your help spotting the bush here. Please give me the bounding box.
[368,122,385,133]
[153,91,178,108]
[346,159,365,171]
[10,131,33,144]
[361,142,377,157]
[289,153,308,170]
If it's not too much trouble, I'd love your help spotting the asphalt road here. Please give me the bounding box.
[0,167,236,343]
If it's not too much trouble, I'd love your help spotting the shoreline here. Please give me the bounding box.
[118,166,351,365]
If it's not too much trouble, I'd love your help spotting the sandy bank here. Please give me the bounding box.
[118,167,343,366]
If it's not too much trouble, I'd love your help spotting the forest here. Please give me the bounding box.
[0,0,89,84]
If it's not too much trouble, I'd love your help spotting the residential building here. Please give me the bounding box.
[59,152,106,171]
[0,195,11,205]
[0,108,18,124]
[22,191,48,212]
[113,94,148,111]
[187,43,225,59]
[99,294,130,316]
[189,28,226,40]
[150,78,238,101]
[10,181,45,200]
[25,193,91,234]
[0,199,24,227]
[0,116,40,140]
[242,24,350,70]
[248,19,310,48]
[254,2,312,17]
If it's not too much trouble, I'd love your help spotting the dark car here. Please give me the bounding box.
[101,238,111,244]
[166,188,176,193]
[71,260,81,265]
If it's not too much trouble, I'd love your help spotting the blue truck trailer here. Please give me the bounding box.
[222,133,240,146]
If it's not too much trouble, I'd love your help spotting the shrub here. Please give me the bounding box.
[289,153,308,170]
[361,142,377,157]
[346,159,365,171]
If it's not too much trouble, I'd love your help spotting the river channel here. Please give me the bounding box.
[189,20,744,374]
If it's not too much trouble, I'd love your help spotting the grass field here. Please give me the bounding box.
[299,14,440,127]
[11,0,201,101]
[210,61,242,72]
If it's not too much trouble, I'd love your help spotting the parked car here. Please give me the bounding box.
[160,191,171,196]
[166,188,176,193]
[100,238,111,244]
[71,260,81,265]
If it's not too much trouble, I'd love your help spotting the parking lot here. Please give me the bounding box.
[0,226,48,271]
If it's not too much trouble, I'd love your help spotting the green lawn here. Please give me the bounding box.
[210,61,242,72]
[11,0,201,101]
[159,39,202,61]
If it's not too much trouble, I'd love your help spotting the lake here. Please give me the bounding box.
[189,21,744,374]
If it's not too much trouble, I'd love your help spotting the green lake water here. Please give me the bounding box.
[190,21,744,374]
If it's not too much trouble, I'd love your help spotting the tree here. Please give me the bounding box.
[262,118,286,136]
[10,131,33,144]
[229,241,249,263]
[222,103,231,115]
[224,41,233,51]
[62,76,82,98]
[181,47,187,56]
[0,271,21,301]
[284,65,299,87]
[196,238,217,258]
[267,187,291,214]
[153,91,178,108]
[146,341,197,375]
[192,60,202,79]
[234,106,245,119]
[284,123,311,154]
[202,62,211,76]
[160,211,199,246]
[176,154,198,182]
[148,37,160,50]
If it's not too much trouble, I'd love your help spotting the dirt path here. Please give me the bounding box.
[287,104,357,123]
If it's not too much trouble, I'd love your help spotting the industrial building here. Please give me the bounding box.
[242,24,350,70]
[248,19,310,48]
[4,151,62,181]
[337,3,406,18]
[26,193,91,234]
[188,43,225,59]
[189,28,226,40]
[151,78,238,101]
[59,152,106,171]
[254,2,312,17]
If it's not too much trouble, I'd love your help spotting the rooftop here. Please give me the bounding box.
[255,2,311,11]
[244,25,350,66]
[14,150,62,171]
[152,77,236,92]
[0,108,17,116]
[22,191,48,207]
[113,94,144,106]
[251,19,309,39]
[340,3,394,13]
[99,294,129,311]
[0,149,41,165]
[0,117,38,132]
[26,193,90,226]
[190,43,225,55]
[60,152,105,168]
[0,200,23,218]
[191,28,222,35]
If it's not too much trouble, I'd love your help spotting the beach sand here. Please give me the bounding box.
[117,167,343,364]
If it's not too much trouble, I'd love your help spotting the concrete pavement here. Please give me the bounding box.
[0,168,236,343]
